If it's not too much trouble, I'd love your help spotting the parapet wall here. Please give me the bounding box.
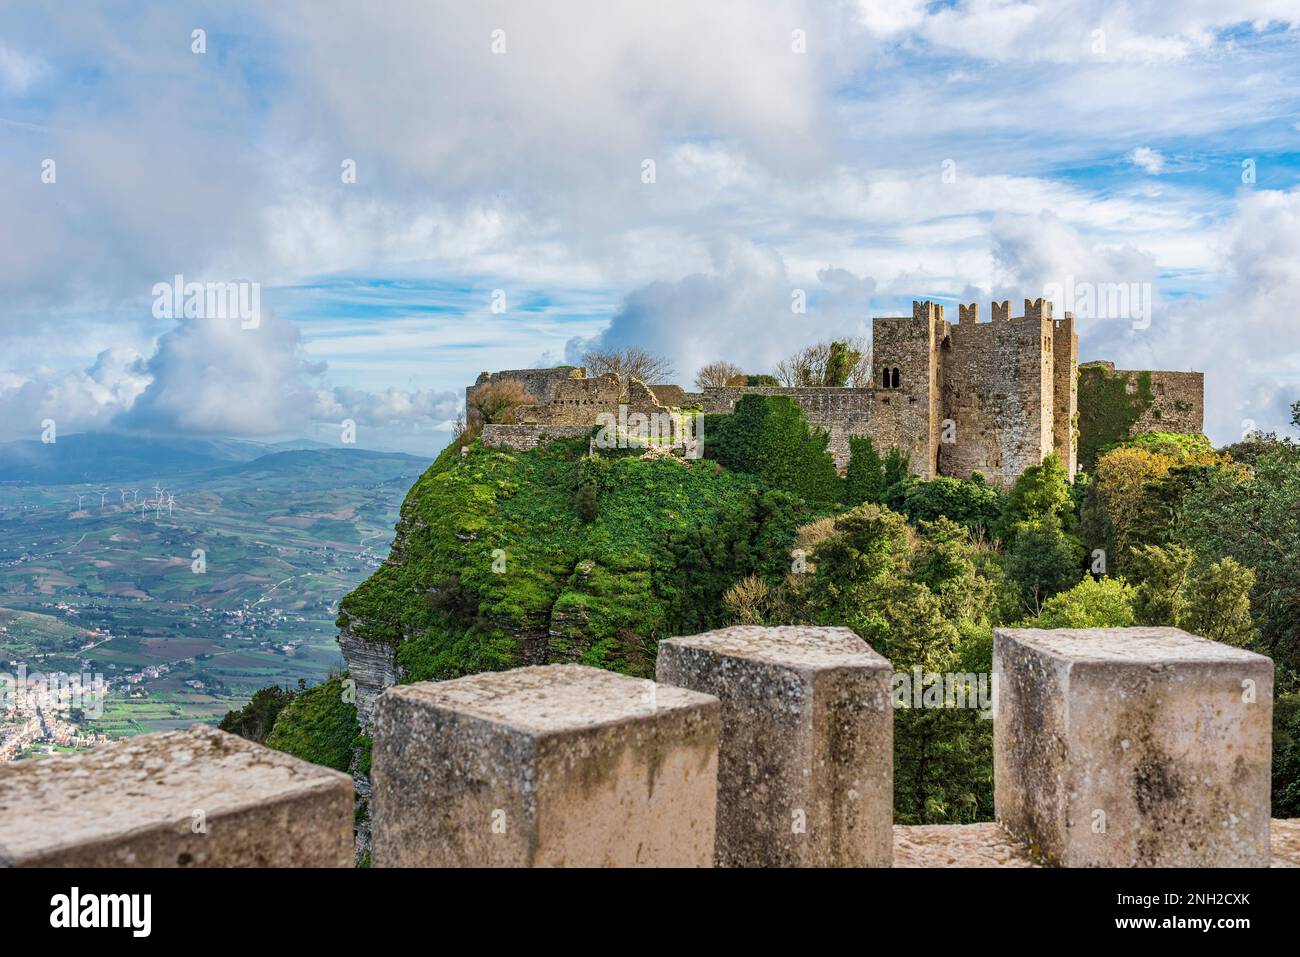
[1,626,1289,869]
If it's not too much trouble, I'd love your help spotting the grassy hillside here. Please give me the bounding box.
[337,436,819,680]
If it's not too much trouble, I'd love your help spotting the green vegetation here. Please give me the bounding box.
[843,435,885,506]
[218,685,295,743]
[263,675,361,774]
[339,433,818,679]
[705,394,841,502]
[254,391,1300,828]
[1077,365,1154,469]
[1028,576,1136,629]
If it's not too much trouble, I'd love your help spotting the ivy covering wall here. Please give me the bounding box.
[1077,365,1154,470]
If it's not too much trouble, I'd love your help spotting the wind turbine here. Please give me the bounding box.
[99,491,108,510]
[75,494,85,511]
[166,493,176,516]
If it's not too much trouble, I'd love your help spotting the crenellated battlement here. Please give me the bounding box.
[470,295,1199,487]
[2,626,1287,869]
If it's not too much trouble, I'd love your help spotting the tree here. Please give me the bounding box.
[824,340,863,387]
[1030,576,1136,629]
[901,476,1003,538]
[467,379,535,426]
[1003,517,1083,615]
[219,685,295,744]
[1178,450,1300,671]
[706,394,841,502]
[1183,558,1257,647]
[843,435,886,506]
[581,346,675,385]
[773,337,871,387]
[1127,544,1257,647]
[1127,543,1195,626]
[694,360,744,389]
[999,453,1073,539]
[1077,446,1174,570]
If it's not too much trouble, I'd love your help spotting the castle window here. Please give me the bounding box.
[881,367,890,388]
[891,368,901,389]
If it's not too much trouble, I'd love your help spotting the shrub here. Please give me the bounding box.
[1003,517,1083,615]
[466,379,534,425]
[706,394,841,501]
[843,435,886,506]
[265,676,360,774]
[901,476,1003,537]
[1030,576,1136,629]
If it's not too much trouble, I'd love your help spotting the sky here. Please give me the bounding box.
[1,0,1298,455]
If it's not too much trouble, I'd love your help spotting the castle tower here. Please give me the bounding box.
[1052,312,1078,476]
[870,301,947,478]
[938,298,1059,486]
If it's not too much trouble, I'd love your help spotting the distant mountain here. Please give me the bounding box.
[0,433,421,484]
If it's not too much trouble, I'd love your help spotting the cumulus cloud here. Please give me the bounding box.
[0,348,149,437]
[569,238,890,386]
[0,313,462,444]
[989,191,1300,443]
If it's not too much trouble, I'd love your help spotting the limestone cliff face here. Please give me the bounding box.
[337,620,402,733]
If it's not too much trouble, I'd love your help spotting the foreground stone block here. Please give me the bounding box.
[656,625,893,867]
[0,725,354,867]
[994,626,1273,867]
[371,664,719,867]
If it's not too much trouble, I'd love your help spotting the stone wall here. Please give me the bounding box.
[11,625,1289,869]
[699,385,877,471]
[466,366,585,426]
[466,302,1202,486]
[1130,369,1204,434]
[481,424,593,453]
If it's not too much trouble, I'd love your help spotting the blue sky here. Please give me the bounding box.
[2,1,1299,454]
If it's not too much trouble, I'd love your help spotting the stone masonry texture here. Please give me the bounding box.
[470,299,1202,486]
[994,627,1273,867]
[656,625,893,867]
[0,725,354,867]
[370,664,720,867]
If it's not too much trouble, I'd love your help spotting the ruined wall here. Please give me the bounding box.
[1076,362,1205,468]
[467,366,585,425]
[699,386,877,471]
[1130,370,1204,434]
[481,424,594,453]
[523,373,623,425]
[939,300,1055,486]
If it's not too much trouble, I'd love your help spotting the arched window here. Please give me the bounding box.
[891,368,901,389]
[881,367,891,388]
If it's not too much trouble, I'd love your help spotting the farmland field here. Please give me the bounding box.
[0,444,428,747]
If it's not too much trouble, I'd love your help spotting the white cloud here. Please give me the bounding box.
[0,42,47,94]
[1131,147,1166,174]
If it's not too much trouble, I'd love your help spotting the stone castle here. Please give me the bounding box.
[471,298,1205,485]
